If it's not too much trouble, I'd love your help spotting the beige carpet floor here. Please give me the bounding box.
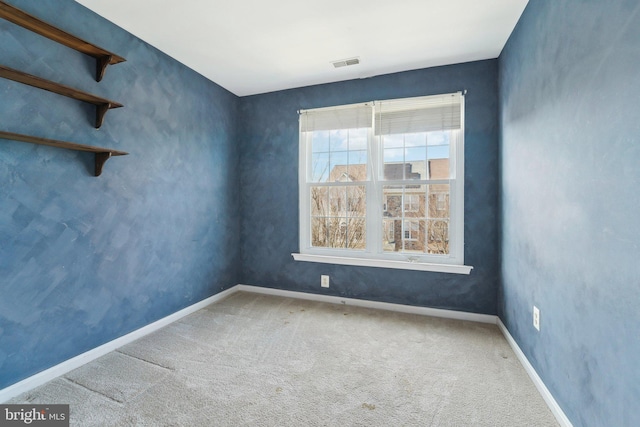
[10,291,558,426]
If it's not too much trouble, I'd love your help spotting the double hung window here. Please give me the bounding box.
[296,92,470,273]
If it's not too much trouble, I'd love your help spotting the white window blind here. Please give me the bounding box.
[375,93,462,135]
[300,103,372,132]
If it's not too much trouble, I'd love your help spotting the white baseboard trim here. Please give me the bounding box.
[1,282,571,427]
[238,285,571,426]
[0,287,237,403]
[235,284,498,324]
[497,319,572,427]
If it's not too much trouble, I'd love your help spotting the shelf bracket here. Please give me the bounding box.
[96,55,113,82]
[94,151,112,177]
[96,103,112,129]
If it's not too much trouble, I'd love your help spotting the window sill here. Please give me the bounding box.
[291,253,473,275]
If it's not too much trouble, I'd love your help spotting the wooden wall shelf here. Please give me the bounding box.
[0,65,123,129]
[0,130,128,176]
[0,1,126,81]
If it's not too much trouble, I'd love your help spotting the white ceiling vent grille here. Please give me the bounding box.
[332,57,360,68]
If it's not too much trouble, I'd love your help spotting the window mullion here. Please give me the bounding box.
[366,121,380,255]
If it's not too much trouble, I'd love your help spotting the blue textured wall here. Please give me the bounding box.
[0,0,240,389]
[499,1,640,425]
[238,61,500,314]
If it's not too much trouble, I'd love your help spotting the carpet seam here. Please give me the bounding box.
[115,349,175,372]
[62,377,124,405]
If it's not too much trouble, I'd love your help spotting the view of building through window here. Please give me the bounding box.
[309,129,451,255]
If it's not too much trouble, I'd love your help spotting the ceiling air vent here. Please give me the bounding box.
[332,57,360,68]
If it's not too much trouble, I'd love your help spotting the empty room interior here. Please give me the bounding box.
[0,0,638,426]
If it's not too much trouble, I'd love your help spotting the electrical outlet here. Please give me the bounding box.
[533,306,540,331]
[321,275,330,288]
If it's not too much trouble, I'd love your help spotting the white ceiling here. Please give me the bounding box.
[75,0,529,97]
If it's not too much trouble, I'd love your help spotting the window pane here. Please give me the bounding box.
[310,129,369,183]
[382,134,427,181]
[427,183,450,219]
[312,131,330,153]
[384,194,402,218]
[404,194,421,214]
[347,150,367,182]
[383,149,405,180]
[328,187,346,216]
[323,218,364,248]
[427,130,450,150]
[311,217,328,247]
[405,146,426,180]
[383,219,400,253]
[349,150,367,165]
[327,218,348,248]
[328,151,348,182]
[311,185,366,249]
[405,133,427,148]
[403,220,426,252]
[382,219,395,246]
[403,220,420,240]
[329,130,348,151]
[349,129,368,150]
[427,219,449,254]
[428,158,449,180]
[346,217,366,249]
[347,186,366,216]
[349,150,367,167]
[311,152,330,182]
[427,131,450,178]
[382,185,432,254]
[310,186,328,217]
[383,134,405,148]
[383,185,427,217]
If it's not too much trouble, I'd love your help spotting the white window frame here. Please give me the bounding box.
[404,194,420,213]
[293,93,472,275]
[403,219,419,241]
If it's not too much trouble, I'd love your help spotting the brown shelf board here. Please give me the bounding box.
[0,1,126,81]
[0,64,123,129]
[0,130,128,176]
